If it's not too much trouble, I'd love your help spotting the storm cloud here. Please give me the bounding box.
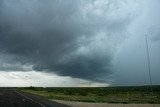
[0,0,140,82]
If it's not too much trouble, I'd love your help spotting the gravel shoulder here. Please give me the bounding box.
[52,100,160,107]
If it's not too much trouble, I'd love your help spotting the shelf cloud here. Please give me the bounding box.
[0,0,160,84]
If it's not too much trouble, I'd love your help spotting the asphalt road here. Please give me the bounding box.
[0,88,70,107]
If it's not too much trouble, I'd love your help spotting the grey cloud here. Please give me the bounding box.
[0,53,32,71]
[148,26,160,41]
[0,0,136,82]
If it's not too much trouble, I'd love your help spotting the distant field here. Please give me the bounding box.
[20,86,160,104]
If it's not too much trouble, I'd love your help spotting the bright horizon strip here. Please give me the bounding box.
[0,71,110,87]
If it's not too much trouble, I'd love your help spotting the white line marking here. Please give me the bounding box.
[14,91,45,107]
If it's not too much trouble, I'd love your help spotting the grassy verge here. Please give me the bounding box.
[20,86,160,103]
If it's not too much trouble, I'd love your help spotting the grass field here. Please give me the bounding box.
[20,85,160,104]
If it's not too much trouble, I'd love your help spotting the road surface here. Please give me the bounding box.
[0,88,70,107]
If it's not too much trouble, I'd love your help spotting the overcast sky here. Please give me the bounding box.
[0,0,160,87]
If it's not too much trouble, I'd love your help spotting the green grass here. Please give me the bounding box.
[20,86,160,103]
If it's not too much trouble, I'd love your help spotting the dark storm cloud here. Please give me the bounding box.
[0,0,135,82]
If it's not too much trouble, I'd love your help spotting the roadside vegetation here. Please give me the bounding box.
[20,86,160,103]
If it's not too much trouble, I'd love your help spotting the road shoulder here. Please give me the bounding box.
[52,100,160,107]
